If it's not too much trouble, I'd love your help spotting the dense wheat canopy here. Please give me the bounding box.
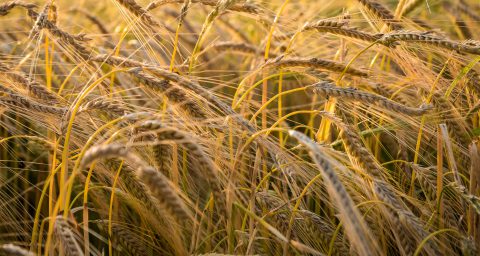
[0,0,479,255]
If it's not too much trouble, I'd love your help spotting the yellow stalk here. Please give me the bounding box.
[58,64,82,95]
[108,161,124,256]
[43,69,126,256]
[109,28,128,98]
[276,31,300,146]
[283,173,322,255]
[436,127,444,237]
[250,87,309,122]
[263,0,290,131]
[233,72,294,109]
[30,164,61,253]
[267,110,322,136]
[317,40,378,142]
[413,229,459,256]
[410,59,450,195]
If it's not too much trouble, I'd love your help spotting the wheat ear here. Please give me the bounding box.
[136,120,222,194]
[114,0,159,27]
[0,62,60,103]
[94,220,148,256]
[91,55,257,134]
[53,216,84,256]
[80,144,193,222]
[289,130,380,256]
[212,41,274,57]
[379,30,480,55]
[0,244,36,256]
[27,9,91,59]
[313,82,432,116]
[146,0,261,14]
[153,141,173,176]
[264,57,368,77]
[0,1,36,16]
[0,93,66,115]
[78,97,129,116]
[356,0,402,30]
[302,19,383,43]
[92,55,207,117]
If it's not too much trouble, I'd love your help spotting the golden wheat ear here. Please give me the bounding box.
[289,130,381,256]
[53,216,85,256]
[302,19,383,43]
[0,244,36,256]
[312,82,432,116]
[81,144,193,223]
[356,0,402,30]
[264,57,369,77]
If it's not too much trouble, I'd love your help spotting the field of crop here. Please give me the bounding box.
[0,0,480,255]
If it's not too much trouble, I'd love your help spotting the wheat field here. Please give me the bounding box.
[0,0,479,255]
